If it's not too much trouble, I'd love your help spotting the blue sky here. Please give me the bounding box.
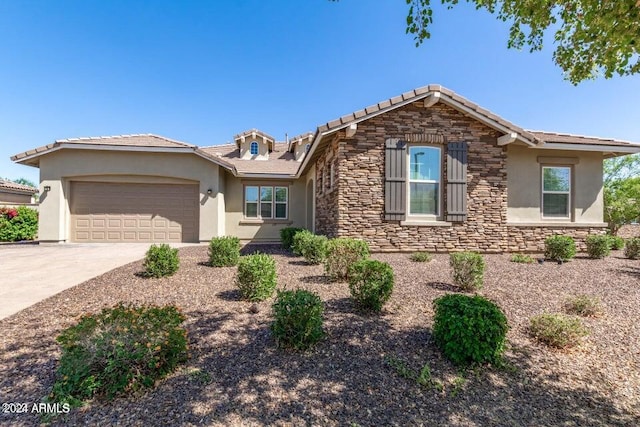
[1,0,639,185]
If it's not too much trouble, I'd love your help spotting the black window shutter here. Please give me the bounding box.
[446,142,468,222]
[384,138,407,221]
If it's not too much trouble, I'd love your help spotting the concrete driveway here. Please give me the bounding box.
[0,243,198,320]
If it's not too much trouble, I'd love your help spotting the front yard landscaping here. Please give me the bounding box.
[1,245,639,426]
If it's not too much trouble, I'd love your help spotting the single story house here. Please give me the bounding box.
[11,84,640,252]
[0,179,38,205]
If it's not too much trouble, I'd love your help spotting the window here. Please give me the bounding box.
[305,143,310,152]
[408,146,441,216]
[250,141,259,155]
[542,166,571,218]
[245,185,288,219]
[330,161,336,188]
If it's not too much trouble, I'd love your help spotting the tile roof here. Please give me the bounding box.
[200,142,299,175]
[0,179,38,195]
[317,84,537,144]
[11,134,194,162]
[234,129,276,143]
[528,131,637,148]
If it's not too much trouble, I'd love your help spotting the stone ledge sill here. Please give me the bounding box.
[506,222,608,228]
[238,220,293,226]
[400,221,453,227]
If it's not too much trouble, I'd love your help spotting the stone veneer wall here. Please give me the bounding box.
[314,135,340,237]
[313,101,606,253]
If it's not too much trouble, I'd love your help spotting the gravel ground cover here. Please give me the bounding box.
[1,245,639,426]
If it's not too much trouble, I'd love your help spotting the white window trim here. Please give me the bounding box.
[406,145,442,219]
[330,161,336,189]
[244,185,288,220]
[541,166,571,219]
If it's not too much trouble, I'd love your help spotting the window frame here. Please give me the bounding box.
[406,145,443,219]
[541,165,572,219]
[330,160,336,189]
[244,185,288,220]
[250,141,259,155]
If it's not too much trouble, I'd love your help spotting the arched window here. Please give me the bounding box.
[250,141,259,155]
[305,143,311,152]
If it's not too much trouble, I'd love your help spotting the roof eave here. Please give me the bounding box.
[535,143,640,154]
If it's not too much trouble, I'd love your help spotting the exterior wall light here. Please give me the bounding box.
[44,186,51,191]
[207,189,213,195]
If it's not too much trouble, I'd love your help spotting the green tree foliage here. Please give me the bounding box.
[603,154,640,235]
[404,0,640,84]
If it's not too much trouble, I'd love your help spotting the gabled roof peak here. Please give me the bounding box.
[233,129,275,143]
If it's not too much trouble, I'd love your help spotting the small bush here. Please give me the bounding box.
[271,289,324,351]
[449,252,485,291]
[510,253,535,264]
[292,230,327,264]
[432,294,508,366]
[0,206,38,241]
[280,227,305,251]
[208,236,240,267]
[607,235,625,250]
[348,260,394,312]
[585,235,610,259]
[236,253,277,301]
[50,303,188,407]
[624,237,640,259]
[564,294,603,317]
[410,252,432,262]
[544,235,576,261]
[529,313,588,348]
[324,238,370,280]
[143,244,179,278]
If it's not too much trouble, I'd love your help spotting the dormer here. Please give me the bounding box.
[234,129,275,160]
[288,132,314,162]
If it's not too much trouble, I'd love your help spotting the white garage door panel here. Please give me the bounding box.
[70,182,199,243]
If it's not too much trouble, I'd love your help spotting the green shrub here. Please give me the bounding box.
[143,244,179,278]
[624,237,640,259]
[0,206,38,241]
[607,235,625,250]
[432,294,508,366]
[409,252,432,262]
[564,294,603,317]
[529,313,588,348]
[449,252,485,291]
[271,289,324,351]
[280,227,305,251]
[544,235,576,261]
[292,230,328,264]
[208,236,241,267]
[324,238,370,280]
[50,303,188,407]
[236,253,277,301]
[348,260,394,312]
[510,253,535,264]
[585,235,610,259]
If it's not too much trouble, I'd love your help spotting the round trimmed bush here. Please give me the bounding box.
[624,237,640,259]
[0,206,38,242]
[271,289,324,351]
[280,227,305,251]
[432,294,508,366]
[50,303,188,407]
[324,238,370,280]
[544,235,576,261]
[208,236,241,267]
[449,252,485,291]
[585,235,610,259]
[236,253,277,301]
[348,260,394,312]
[143,244,179,278]
[607,235,625,250]
[292,230,327,264]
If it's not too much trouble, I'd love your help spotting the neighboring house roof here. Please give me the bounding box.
[11,84,640,178]
[0,179,38,195]
[201,142,299,176]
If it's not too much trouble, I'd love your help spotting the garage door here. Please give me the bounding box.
[70,182,199,243]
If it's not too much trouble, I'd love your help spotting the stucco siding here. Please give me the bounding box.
[507,145,604,223]
[223,171,306,241]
